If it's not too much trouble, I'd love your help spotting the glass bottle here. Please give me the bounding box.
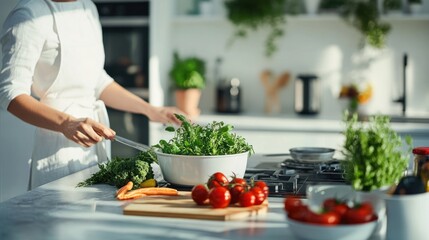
[412,147,429,191]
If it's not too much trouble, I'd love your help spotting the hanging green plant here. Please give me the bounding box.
[341,0,391,48]
[224,0,287,57]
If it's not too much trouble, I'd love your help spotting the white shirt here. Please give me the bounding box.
[0,0,113,110]
[0,0,113,188]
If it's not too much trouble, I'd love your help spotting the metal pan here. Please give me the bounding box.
[289,147,335,163]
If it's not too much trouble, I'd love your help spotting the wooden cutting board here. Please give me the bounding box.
[123,191,268,221]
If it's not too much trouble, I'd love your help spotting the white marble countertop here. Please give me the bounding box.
[0,155,386,240]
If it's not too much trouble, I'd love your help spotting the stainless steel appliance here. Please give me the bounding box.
[94,0,150,157]
[294,74,320,115]
[216,78,242,114]
[160,154,346,198]
[244,157,346,198]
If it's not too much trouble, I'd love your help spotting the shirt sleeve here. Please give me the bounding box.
[0,7,46,110]
[94,69,114,99]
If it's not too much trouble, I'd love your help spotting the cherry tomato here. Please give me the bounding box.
[230,184,245,205]
[331,203,350,217]
[251,186,266,205]
[284,196,303,213]
[208,186,231,208]
[343,202,375,224]
[322,198,349,217]
[230,177,247,186]
[306,211,341,225]
[322,198,339,211]
[191,184,209,205]
[239,191,255,207]
[287,205,310,222]
[254,181,269,198]
[207,172,229,189]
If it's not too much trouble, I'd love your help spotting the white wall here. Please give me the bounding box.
[0,0,34,202]
[152,0,429,119]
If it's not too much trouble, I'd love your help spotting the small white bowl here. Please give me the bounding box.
[306,185,387,235]
[157,151,249,186]
[306,185,356,209]
[287,217,377,240]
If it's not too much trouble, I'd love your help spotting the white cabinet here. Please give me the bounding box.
[229,129,344,154]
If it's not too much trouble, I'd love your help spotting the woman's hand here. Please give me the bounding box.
[147,106,186,125]
[61,117,116,147]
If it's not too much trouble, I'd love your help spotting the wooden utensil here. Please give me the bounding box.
[260,70,290,114]
[123,191,268,221]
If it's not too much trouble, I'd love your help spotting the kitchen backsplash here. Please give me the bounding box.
[156,0,429,118]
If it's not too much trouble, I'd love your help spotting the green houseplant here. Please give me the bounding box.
[169,52,206,117]
[224,0,287,57]
[341,0,391,49]
[341,113,412,192]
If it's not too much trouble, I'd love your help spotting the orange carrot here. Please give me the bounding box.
[116,181,133,199]
[118,192,146,200]
[125,187,178,196]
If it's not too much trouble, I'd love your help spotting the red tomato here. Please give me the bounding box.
[230,176,247,186]
[322,198,339,211]
[331,203,350,217]
[191,184,209,205]
[254,181,269,198]
[251,186,266,205]
[230,184,245,204]
[306,211,341,225]
[343,202,375,224]
[322,198,349,217]
[284,196,303,213]
[207,172,229,189]
[287,205,310,222]
[239,191,255,207]
[208,186,231,208]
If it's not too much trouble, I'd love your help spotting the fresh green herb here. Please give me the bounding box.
[154,114,254,156]
[76,150,158,189]
[341,113,412,191]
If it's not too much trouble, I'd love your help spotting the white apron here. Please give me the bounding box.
[29,0,111,189]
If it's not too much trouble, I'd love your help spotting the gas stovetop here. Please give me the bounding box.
[244,158,346,198]
[160,156,347,198]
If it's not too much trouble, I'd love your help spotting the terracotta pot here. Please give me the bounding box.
[175,89,201,117]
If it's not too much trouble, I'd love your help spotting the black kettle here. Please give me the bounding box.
[294,74,320,115]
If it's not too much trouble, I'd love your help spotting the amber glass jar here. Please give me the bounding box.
[412,147,429,191]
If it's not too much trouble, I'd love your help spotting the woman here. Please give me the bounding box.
[0,0,182,189]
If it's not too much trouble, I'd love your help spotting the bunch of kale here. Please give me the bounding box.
[77,150,157,189]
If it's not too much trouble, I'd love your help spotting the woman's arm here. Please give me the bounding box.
[8,94,115,147]
[99,82,183,125]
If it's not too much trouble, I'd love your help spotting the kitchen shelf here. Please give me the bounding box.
[172,13,429,24]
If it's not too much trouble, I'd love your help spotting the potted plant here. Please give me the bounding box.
[341,113,412,192]
[340,113,412,230]
[169,52,206,117]
[224,0,287,57]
